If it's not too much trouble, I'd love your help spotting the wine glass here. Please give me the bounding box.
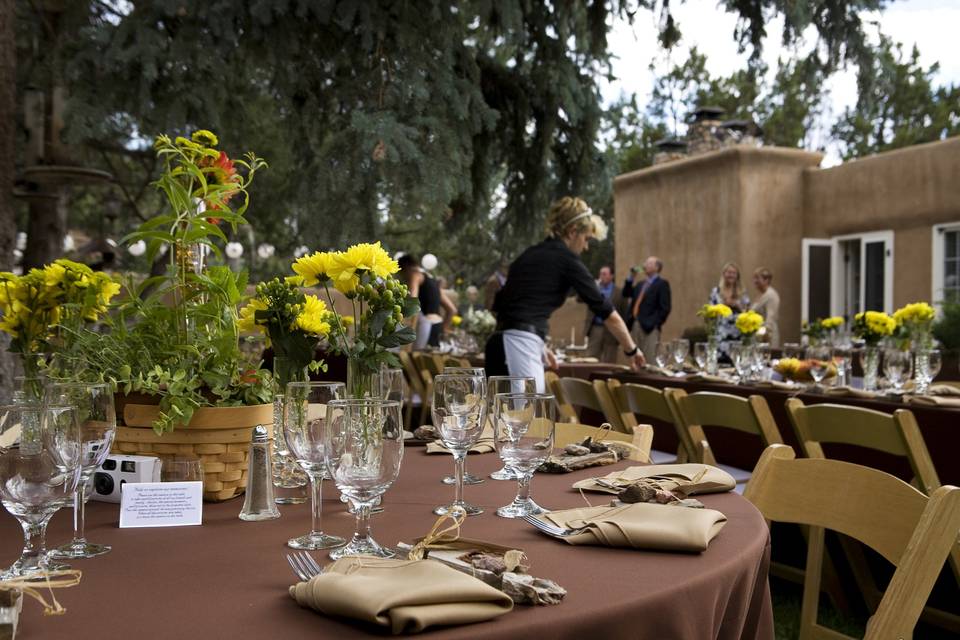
[0,404,81,579]
[283,381,347,550]
[693,343,708,372]
[441,366,486,486]
[432,374,486,516]
[729,343,749,382]
[492,392,555,518]
[883,349,912,393]
[655,342,671,372]
[926,349,942,389]
[806,346,833,390]
[486,376,536,480]
[832,346,852,387]
[755,344,772,380]
[671,339,690,374]
[46,382,116,560]
[325,398,403,559]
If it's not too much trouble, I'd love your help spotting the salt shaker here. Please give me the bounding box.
[239,425,281,521]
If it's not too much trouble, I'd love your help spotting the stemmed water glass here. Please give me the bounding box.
[806,346,833,390]
[283,381,346,550]
[441,366,486,486]
[655,343,671,372]
[924,349,942,391]
[0,404,80,579]
[432,374,486,516]
[729,343,750,382]
[833,346,852,387]
[693,343,708,372]
[46,382,116,560]
[671,339,690,375]
[754,344,772,380]
[325,398,403,559]
[492,392,555,518]
[883,349,912,393]
[486,376,536,480]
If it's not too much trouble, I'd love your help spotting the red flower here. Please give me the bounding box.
[201,151,241,211]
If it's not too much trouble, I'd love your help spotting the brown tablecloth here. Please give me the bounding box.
[602,370,960,486]
[3,452,773,640]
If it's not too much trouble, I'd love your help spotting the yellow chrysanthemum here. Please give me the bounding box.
[698,303,732,320]
[42,263,66,289]
[294,295,332,337]
[821,316,844,330]
[339,242,399,278]
[237,298,268,335]
[191,130,219,147]
[292,252,335,287]
[735,310,764,335]
[893,302,935,326]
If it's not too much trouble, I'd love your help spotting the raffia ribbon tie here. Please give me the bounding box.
[0,569,82,616]
[407,506,467,560]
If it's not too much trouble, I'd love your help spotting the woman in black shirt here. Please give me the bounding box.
[486,197,644,391]
[399,254,457,348]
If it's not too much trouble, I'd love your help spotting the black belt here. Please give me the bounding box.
[496,321,547,340]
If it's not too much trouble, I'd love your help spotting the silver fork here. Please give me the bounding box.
[522,514,588,537]
[286,551,324,581]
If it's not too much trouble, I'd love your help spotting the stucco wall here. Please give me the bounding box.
[613,147,822,343]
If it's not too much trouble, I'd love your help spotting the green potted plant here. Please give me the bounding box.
[64,130,272,501]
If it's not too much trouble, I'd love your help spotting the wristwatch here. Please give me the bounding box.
[624,345,639,357]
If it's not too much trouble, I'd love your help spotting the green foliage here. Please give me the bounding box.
[832,35,960,159]
[933,303,960,352]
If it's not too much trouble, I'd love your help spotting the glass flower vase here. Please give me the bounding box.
[347,358,376,399]
[272,356,309,505]
[861,346,880,392]
[912,333,932,394]
[706,335,719,375]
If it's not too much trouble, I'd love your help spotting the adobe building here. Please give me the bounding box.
[597,135,960,345]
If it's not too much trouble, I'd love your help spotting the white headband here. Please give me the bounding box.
[565,208,594,227]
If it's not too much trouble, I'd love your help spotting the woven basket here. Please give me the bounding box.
[112,402,274,502]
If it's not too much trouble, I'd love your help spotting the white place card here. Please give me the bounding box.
[119,482,203,528]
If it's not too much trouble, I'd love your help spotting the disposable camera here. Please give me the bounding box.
[90,454,162,503]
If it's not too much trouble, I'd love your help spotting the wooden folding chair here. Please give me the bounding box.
[398,351,428,427]
[745,445,960,640]
[607,379,694,464]
[526,421,653,462]
[549,377,614,428]
[786,399,960,632]
[663,389,783,491]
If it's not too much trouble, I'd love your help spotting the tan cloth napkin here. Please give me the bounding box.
[541,503,726,552]
[566,356,599,363]
[753,379,802,391]
[927,383,960,396]
[572,463,737,496]
[823,386,880,399]
[905,394,960,407]
[289,557,513,635]
[686,372,732,383]
[426,423,496,455]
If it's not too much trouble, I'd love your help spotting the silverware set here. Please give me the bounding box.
[287,551,324,581]
[521,514,588,538]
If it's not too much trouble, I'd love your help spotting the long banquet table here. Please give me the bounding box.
[2,449,774,639]
[601,370,960,486]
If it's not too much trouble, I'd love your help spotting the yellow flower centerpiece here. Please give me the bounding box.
[697,303,732,334]
[852,310,896,346]
[801,315,844,344]
[292,241,419,398]
[735,310,764,342]
[893,302,935,346]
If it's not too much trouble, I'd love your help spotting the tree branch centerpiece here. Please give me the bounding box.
[291,242,419,399]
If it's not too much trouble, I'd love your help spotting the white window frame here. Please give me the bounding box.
[931,221,960,311]
[801,238,834,324]
[831,230,894,315]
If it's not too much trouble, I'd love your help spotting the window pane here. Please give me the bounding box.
[948,231,959,259]
[864,241,885,311]
[808,245,831,320]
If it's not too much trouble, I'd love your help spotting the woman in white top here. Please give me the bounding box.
[750,267,780,347]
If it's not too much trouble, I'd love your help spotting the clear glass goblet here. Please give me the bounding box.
[325,398,403,559]
[806,346,833,390]
[926,349,942,388]
[883,349,912,393]
[0,404,80,579]
[441,366,486,486]
[693,343,708,371]
[46,383,116,560]
[655,342,671,371]
[432,374,485,516]
[671,339,690,374]
[729,343,749,382]
[832,346,852,386]
[486,376,536,480]
[492,392,555,518]
[283,381,347,550]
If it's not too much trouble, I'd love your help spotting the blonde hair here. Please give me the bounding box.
[718,261,744,300]
[753,267,773,283]
[546,197,608,242]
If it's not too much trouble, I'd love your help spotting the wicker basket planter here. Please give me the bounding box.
[112,401,274,502]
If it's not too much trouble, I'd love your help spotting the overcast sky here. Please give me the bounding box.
[602,0,960,164]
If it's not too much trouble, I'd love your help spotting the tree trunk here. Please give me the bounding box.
[23,194,65,269]
[0,0,17,400]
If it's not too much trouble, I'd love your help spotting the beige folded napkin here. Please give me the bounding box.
[289,557,513,634]
[927,383,960,397]
[905,394,960,407]
[566,356,599,363]
[823,385,880,399]
[572,463,737,496]
[540,503,726,552]
[426,423,496,455]
[685,372,732,383]
[753,379,801,390]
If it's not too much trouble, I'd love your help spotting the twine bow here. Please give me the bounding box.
[407,506,467,560]
[0,569,82,616]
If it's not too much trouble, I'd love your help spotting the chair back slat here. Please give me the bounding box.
[611,381,675,424]
[787,401,908,456]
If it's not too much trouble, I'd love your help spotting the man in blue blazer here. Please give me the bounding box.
[630,256,671,363]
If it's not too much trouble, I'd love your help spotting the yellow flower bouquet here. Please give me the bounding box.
[697,303,732,336]
[735,310,764,337]
[292,241,419,397]
[801,315,844,343]
[852,310,896,346]
[893,302,936,348]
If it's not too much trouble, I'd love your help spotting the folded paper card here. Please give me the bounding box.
[289,557,513,634]
[539,503,726,552]
[572,463,737,496]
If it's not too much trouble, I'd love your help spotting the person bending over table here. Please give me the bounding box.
[484,196,645,391]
